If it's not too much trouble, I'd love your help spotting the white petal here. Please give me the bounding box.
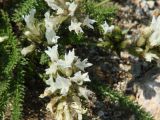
[151,16,157,30]
[0,36,8,43]
[24,9,36,29]
[45,28,60,44]
[21,44,35,56]
[45,12,60,44]
[45,75,54,85]
[57,8,64,15]
[55,75,71,95]
[149,31,160,46]
[78,87,93,100]
[58,49,76,68]
[45,63,58,75]
[46,102,54,113]
[66,2,77,16]
[69,20,83,34]
[45,0,60,10]
[45,45,59,62]
[64,105,72,120]
[75,58,92,71]
[144,52,159,62]
[71,71,91,85]
[101,21,114,34]
[83,16,96,29]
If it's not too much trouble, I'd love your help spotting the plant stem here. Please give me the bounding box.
[95,0,110,7]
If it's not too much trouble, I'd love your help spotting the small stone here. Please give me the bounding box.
[156,0,160,6]
[131,0,141,6]
[120,51,130,59]
[98,111,104,117]
[119,64,131,71]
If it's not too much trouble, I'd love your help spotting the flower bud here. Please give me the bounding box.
[136,36,146,47]
[61,68,73,77]
[21,44,36,56]
[24,31,31,36]
[120,39,132,48]
[141,27,152,39]
[0,36,8,43]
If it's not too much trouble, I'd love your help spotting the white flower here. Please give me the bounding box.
[46,102,54,113]
[83,16,96,29]
[55,101,71,120]
[101,21,114,34]
[150,16,160,31]
[55,75,71,95]
[58,49,76,68]
[45,0,64,15]
[149,15,160,47]
[45,28,60,44]
[24,9,36,29]
[45,45,59,62]
[69,20,83,34]
[46,75,54,85]
[66,2,77,16]
[144,52,159,62]
[45,62,58,75]
[45,11,63,29]
[151,16,157,31]
[70,102,87,120]
[46,96,62,113]
[78,87,93,100]
[45,0,60,10]
[71,71,91,85]
[45,76,57,93]
[44,11,54,29]
[149,31,160,46]
[0,36,8,43]
[21,44,35,56]
[75,58,92,71]
[63,104,72,120]
[57,7,64,15]
[44,12,60,44]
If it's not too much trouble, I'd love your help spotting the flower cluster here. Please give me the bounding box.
[23,9,42,42]
[40,45,93,120]
[21,0,116,119]
[22,0,115,47]
[149,14,160,47]
[135,11,160,62]
[44,0,97,43]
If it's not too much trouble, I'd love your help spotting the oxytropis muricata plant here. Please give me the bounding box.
[21,0,102,119]
[20,0,116,119]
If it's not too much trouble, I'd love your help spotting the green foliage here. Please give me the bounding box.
[11,59,26,120]
[84,0,117,23]
[12,0,37,22]
[0,10,25,119]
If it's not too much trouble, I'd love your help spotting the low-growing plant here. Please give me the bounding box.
[0,0,155,120]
